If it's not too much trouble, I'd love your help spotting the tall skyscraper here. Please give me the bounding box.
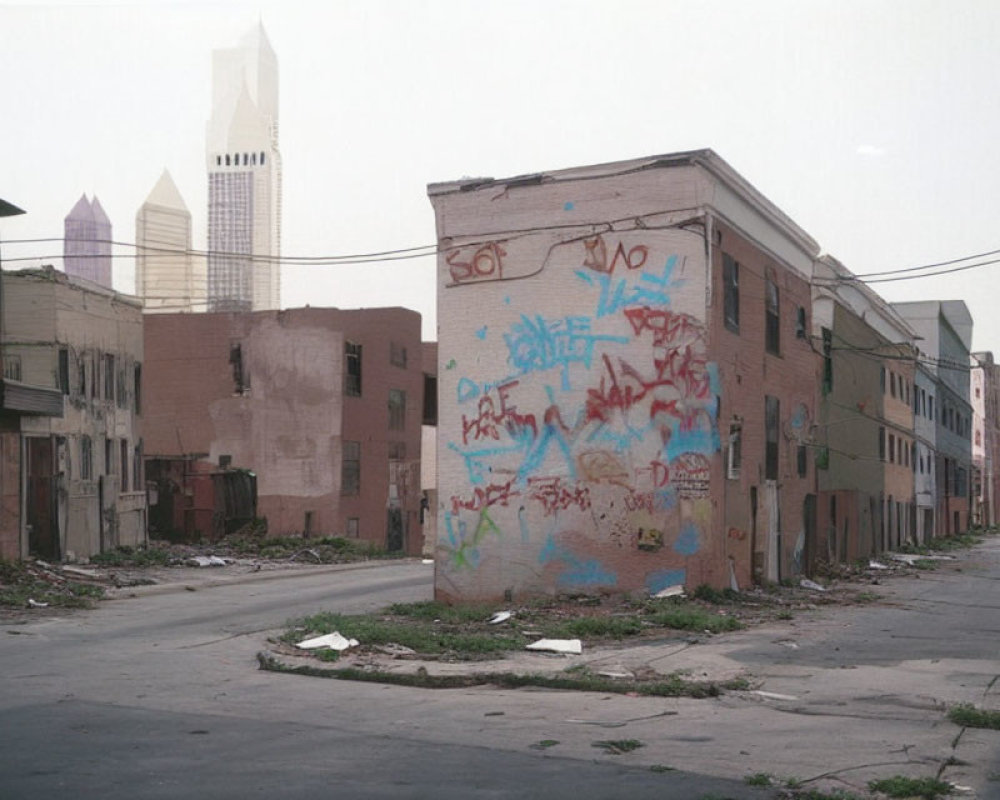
[136,170,200,313]
[206,23,281,312]
[64,194,112,288]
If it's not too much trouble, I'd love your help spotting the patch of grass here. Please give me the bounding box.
[776,610,794,620]
[0,560,105,609]
[386,600,496,624]
[592,738,644,754]
[853,591,880,603]
[868,775,953,799]
[912,559,938,570]
[650,765,675,773]
[792,790,862,800]
[529,739,559,750]
[90,545,170,568]
[692,584,741,604]
[744,772,773,786]
[283,611,525,658]
[555,615,644,639]
[646,605,743,633]
[948,703,1000,729]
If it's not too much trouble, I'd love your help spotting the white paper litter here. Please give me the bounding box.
[653,585,685,598]
[868,560,888,570]
[752,690,799,701]
[27,598,49,608]
[488,611,512,625]
[296,631,360,651]
[800,578,826,592]
[187,555,228,567]
[525,638,583,655]
[421,559,434,564]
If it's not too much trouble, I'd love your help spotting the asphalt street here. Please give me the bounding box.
[1,545,998,799]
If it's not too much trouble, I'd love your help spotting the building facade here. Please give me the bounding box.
[428,150,821,602]
[3,267,145,560]
[971,351,1000,528]
[136,170,201,314]
[63,194,112,289]
[894,301,974,536]
[142,307,425,554]
[206,24,281,313]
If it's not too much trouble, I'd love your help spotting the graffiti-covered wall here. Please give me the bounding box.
[433,216,723,601]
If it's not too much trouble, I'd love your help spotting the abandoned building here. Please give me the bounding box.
[428,149,822,602]
[142,306,428,555]
[2,266,146,561]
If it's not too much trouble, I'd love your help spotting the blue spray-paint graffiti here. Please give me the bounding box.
[540,535,618,588]
[576,255,683,318]
[645,569,687,594]
[504,314,629,391]
[673,522,700,556]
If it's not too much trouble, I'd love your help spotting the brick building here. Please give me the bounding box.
[142,307,426,554]
[428,149,821,602]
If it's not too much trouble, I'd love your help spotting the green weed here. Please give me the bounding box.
[868,775,953,799]
[592,739,644,754]
[744,772,773,786]
[948,703,1000,730]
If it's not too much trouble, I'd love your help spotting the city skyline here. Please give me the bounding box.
[4,2,1000,346]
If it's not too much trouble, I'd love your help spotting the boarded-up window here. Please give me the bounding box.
[765,395,779,480]
[345,342,362,397]
[388,389,406,431]
[723,253,739,333]
[342,441,360,495]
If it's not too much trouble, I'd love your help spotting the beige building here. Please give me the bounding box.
[136,170,202,313]
[3,267,145,560]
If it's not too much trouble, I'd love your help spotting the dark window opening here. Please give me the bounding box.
[765,275,780,355]
[722,253,739,333]
[120,438,129,492]
[345,342,362,397]
[104,354,115,401]
[134,364,142,415]
[230,343,248,395]
[58,348,69,394]
[727,423,742,480]
[821,328,833,394]
[80,436,93,481]
[765,395,780,480]
[797,444,807,478]
[796,306,807,339]
[388,441,406,460]
[422,373,438,425]
[390,341,407,368]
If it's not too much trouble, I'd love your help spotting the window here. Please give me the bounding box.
[230,343,248,395]
[342,441,361,495]
[890,372,896,398]
[91,352,99,399]
[423,373,438,425]
[928,395,934,421]
[59,348,69,394]
[796,307,807,339]
[821,328,833,394]
[133,441,142,490]
[797,444,807,478]
[765,395,779,480]
[116,365,127,409]
[345,342,362,397]
[120,439,129,492]
[78,354,86,396]
[80,436,93,480]
[388,441,407,460]
[105,437,112,475]
[880,366,886,394]
[104,354,115,401]
[727,423,742,480]
[911,442,916,471]
[889,434,895,463]
[390,341,407,368]
[3,355,21,382]
[346,517,359,538]
[879,426,886,461]
[134,365,142,415]
[765,275,780,355]
[722,253,739,333]
[388,389,406,431]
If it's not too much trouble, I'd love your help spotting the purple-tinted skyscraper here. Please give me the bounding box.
[64,194,112,289]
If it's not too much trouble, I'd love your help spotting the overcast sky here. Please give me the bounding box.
[3,0,999,348]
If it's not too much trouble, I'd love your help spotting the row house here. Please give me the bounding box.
[893,302,974,537]
[428,149,819,602]
[811,255,919,566]
[971,351,1000,528]
[142,307,427,555]
[0,199,64,560]
[3,266,146,561]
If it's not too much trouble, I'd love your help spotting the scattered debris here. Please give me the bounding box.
[869,560,889,570]
[597,666,635,680]
[653,584,686,599]
[774,639,799,649]
[529,739,560,750]
[488,611,512,625]
[373,643,417,658]
[751,690,799,702]
[26,598,49,608]
[799,578,826,592]
[592,739,644,755]
[186,555,228,567]
[421,559,434,565]
[289,549,321,563]
[296,631,359,651]
[525,638,583,655]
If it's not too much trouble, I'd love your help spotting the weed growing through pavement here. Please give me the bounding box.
[529,740,559,750]
[650,765,675,773]
[744,772,773,786]
[948,703,1000,730]
[868,775,953,799]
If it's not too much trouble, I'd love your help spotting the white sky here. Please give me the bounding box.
[3,0,1000,348]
